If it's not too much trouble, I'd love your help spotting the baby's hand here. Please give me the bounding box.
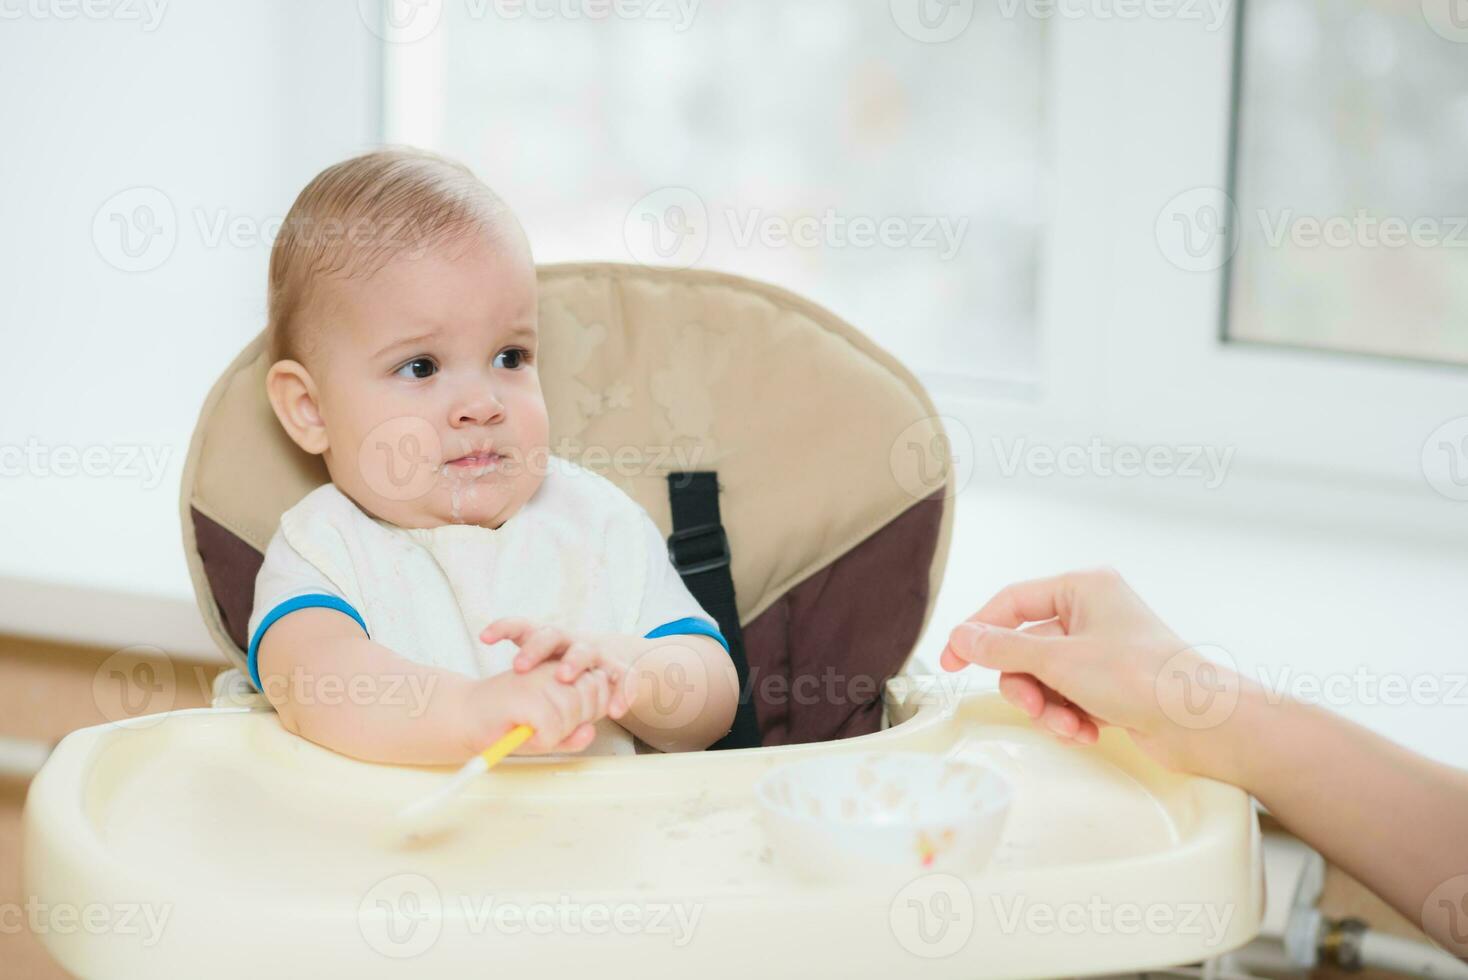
[480,618,634,719]
[464,662,614,755]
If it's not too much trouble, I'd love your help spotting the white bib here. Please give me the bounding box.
[270,458,689,755]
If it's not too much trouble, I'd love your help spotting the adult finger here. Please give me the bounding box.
[998,672,1045,717]
[1038,693,1083,738]
[963,574,1075,630]
[942,612,1065,670]
[946,621,1079,689]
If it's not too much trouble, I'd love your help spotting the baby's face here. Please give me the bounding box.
[310,229,549,529]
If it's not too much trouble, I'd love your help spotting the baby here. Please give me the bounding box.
[246,147,740,763]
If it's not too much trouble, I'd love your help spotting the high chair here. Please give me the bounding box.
[182,262,956,744]
[23,265,1261,978]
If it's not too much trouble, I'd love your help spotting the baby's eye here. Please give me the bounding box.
[494,347,530,370]
[393,357,438,380]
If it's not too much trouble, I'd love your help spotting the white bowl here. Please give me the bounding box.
[754,751,1013,883]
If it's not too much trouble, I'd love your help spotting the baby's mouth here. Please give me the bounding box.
[444,451,503,473]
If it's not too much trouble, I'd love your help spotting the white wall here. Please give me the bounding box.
[0,2,378,620]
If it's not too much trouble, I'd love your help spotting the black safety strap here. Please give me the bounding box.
[665,472,762,750]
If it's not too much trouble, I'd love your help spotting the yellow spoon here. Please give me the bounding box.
[395,724,534,835]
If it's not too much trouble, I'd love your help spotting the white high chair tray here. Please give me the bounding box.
[24,685,1261,978]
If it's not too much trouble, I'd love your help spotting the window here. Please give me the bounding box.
[383,2,1049,382]
[379,2,1466,493]
[1225,0,1468,366]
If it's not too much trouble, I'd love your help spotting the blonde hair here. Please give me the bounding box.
[266,146,524,367]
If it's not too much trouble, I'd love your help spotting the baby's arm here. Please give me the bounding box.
[592,632,740,753]
[482,619,740,753]
[256,607,618,764]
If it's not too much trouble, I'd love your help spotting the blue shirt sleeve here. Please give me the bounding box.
[643,616,729,652]
[245,593,369,693]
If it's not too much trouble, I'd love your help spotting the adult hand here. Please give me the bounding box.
[939,567,1249,781]
[940,567,1468,959]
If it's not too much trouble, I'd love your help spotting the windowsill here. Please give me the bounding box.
[0,574,221,663]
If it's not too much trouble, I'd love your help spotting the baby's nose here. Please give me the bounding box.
[453,391,506,426]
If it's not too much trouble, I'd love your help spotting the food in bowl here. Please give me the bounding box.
[754,751,1013,883]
